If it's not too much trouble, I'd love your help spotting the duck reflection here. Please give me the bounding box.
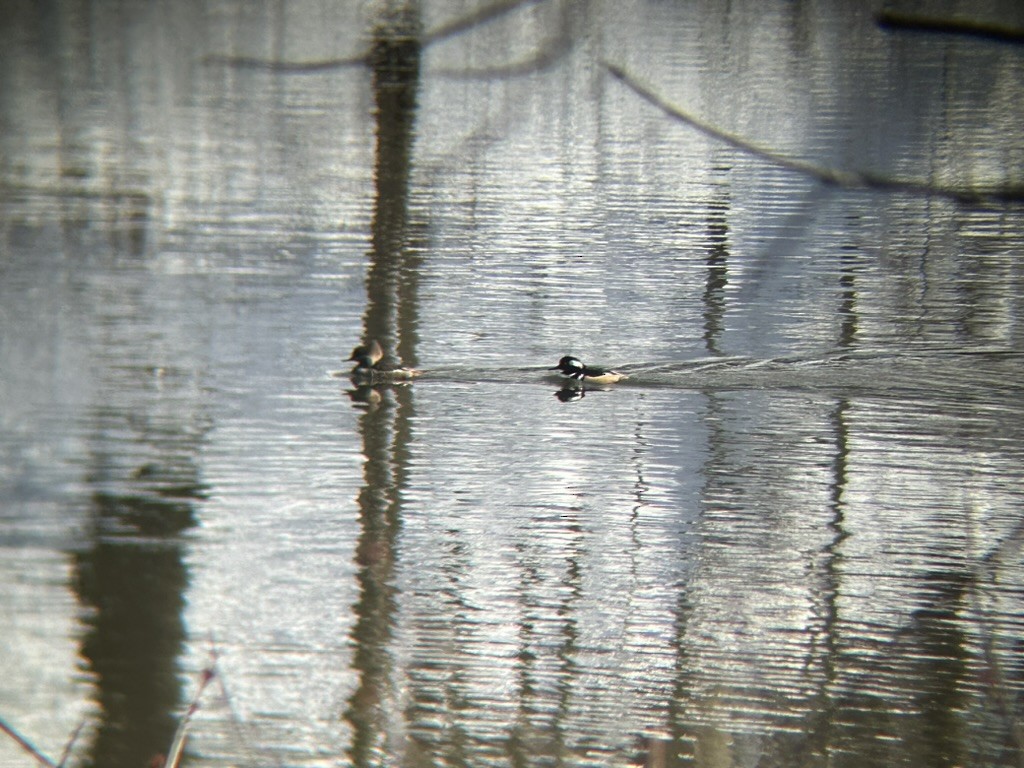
[555,385,587,402]
[554,384,616,402]
[347,383,386,411]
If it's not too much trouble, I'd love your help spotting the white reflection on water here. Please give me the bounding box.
[389,382,698,760]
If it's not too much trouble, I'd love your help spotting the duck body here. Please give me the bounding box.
[550,355,628,384]
[348,339,421,383]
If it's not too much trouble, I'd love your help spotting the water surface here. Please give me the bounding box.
[1,2,1023,767]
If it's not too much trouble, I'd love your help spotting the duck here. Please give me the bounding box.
[348,339,421,382]
[550,355,628,384]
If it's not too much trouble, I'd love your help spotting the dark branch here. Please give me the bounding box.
[202,53,368,71]
[877,11,1024,45]
[205,0,549,73]
[422,0,547,47]
[0,717,56,768]
[604,63,1024,205]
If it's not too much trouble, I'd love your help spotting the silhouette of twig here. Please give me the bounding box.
[421,0,547,47]
[205,0,548,73]
[55,722,85,768]
[202,52,367,72]
[212,658,287,768]
[163,663,216,768]
[2,656,225,768]
[604,63,1024,205]
[877,11,1024,45]
[0,717,56,767]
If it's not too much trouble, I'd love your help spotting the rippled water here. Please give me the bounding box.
[2,1,1024,767]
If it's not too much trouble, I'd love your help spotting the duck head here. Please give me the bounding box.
[348,339,384,365]
[551,355,585,374]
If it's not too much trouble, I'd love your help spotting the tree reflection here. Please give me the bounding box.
[72,408,206,768]
[362,4,424,368]
[344,4,422,765]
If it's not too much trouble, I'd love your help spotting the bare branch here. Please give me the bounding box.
[877,11,1024,45]
[205,0,550,73]
[422,0,547,47]
[55,722,85,768]
[0,717,56,768]
[164,664,216,768]
[604,63,1024,205]
[202,53,368,72]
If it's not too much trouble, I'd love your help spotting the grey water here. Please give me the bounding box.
[2,1,1023,767]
